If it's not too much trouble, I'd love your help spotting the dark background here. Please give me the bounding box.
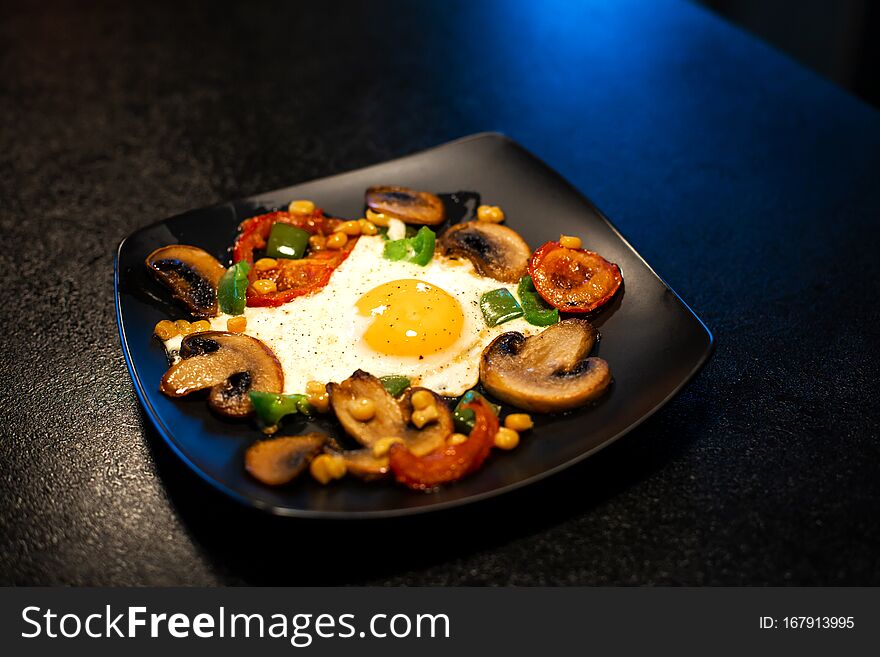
[1,0,878,585]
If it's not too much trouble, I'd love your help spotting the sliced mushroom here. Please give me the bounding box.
[146,245,226,318]
[245,433,327,485]
[365,185,445,225]
[327,370,451,456]
[160,331,284,418]
[438,221,530,283]
[336,449,390,481]
[480,318,611,412]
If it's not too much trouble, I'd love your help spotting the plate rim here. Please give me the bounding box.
[115,131,715,519]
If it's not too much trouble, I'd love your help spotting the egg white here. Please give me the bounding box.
[165,234,545,397]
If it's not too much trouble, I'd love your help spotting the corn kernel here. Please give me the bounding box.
[350,397,376,422]
[494,427,520,450]
[254,257,277,271]
[289,199,316,215]
[372,436,404,457]
[306,380,326,395]
[308,235,326,251]
[326,232,348,250]
[358,218,378,236]
[335,220,362,236]
[504,413,534,432]
[154,320,178,340]
[411,389,434,410]
[252,279,277,295]
[448,433,469,446]
[559,234,582,249]
[310,453,347,484]
[190,320,211,333]
[227,316,247,333]
[411,404,439,429]
[174,319,193,335]
[307,392,330,413]
[477,205,505,223]
[365,209,390,227]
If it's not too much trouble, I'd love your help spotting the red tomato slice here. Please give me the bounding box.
[233,210,338,265]
[528,241,622,313]
[246,260,335,307]
[388,397,499,490]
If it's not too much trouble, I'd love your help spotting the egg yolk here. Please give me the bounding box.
[356,279,464,357]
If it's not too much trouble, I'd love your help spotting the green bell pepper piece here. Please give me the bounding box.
[379,375,411,397]
[480,288,523,327]
[517,275,559,326]
[266,223,310,259]
[382,226,436,266]
[217,260,250,315]
[453,390,501,434]
[249,391,313,430]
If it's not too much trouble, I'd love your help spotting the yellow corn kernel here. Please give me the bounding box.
[252,279,277,295]
[310,453,347,484]
[494,427,520,450]
[477,205,505,223]
[495,427,519,449]
[410,389,434,411]
[254,257,278,271]
[349,397,376,422]
[154,320,178,340]
[372,436,404,457]
[307,392,329,413]
[190,320,211,333]
[289,199,316,215]
[365,209,390,227]
[326,232,348,250]
[448,433,469,446]
[559,234,582,249]
[308,235,326,251]
[504,413,534,432]
[306,380,326,394]
[358,218,378,236]
[227,316,247,333]
[174,319,193,335]
[335,220,362,236]
[411,404,439,429]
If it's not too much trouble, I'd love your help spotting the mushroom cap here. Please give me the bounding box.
[327,370,452,457]
[245,433,327,486]
[479,318,611,413]
[365,185,446,225]
[160,331,284,418]
[438,221,531,283]
[146,245,226,318]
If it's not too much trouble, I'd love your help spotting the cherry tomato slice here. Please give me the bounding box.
[388,397,499,490]
[246,260,334,307]
[233,210,338,265]
[528,241,622,313]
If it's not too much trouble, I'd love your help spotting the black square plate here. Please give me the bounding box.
[115,133,713,518]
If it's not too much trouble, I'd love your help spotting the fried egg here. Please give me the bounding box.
[165,234,545,397]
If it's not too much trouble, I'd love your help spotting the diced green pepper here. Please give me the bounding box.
[381,226,436,266]
[249,391,313,431]
[218,260,250,315]
[453,390,501,434]
[480,288,523,327]
[266,223,310,259]
[408,226,436,266]
[517,275,559,326]
[379,375,411,397]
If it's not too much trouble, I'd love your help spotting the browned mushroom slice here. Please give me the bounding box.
[160,332,284,418]
[327,370,451,456]
[480,318,611,413]
[365,185,445,225]
[146,245,226,318]
[245,433,327,485]
[438,221,530,283]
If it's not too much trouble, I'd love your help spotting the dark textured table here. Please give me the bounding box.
[2,0,878,585]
